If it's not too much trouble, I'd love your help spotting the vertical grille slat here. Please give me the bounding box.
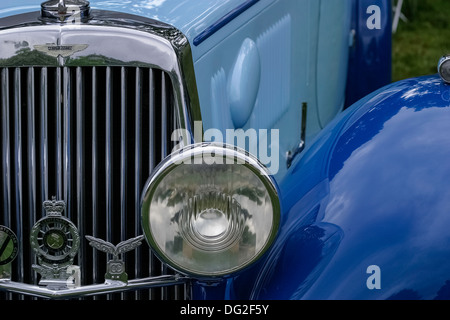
[0,66,183,300]
[161,72,167,159]
[149,69,155,172]
[91,66,99,285]
[13,68,24,286]
[120,67,127,242]
[75,66,85,278]
[1,68,11,300]
[148,68,157,300]
[1,68,11,227]
[105,66,113,247]
[40,67,48,205]
[55,67,63,200]
[26,67,37,287]
[133,67,143,300]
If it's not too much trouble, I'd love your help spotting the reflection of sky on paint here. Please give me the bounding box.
[90,0,245,43]
[400,78,441,100]
[327,105,450,232]
[307,105,450,299]
[0,5,37,17]
[135,0,167,10]
[401,87,430,100]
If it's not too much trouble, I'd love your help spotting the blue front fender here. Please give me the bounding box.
[253,75,450,300]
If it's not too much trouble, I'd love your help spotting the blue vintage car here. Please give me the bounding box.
[0,0,449,302]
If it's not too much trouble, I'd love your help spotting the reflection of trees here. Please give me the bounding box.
[0,45,135,67]
[256,224,329,299]
[156,185,265,208]
[235,187,264,206]
[386,280,450,300]
[169,206,252,226]
[152,165,268,252]
[387,289,422,300]
[153,165,266,210]
[0,47,55,66]
[242,225,256,246]
[435,280,450,300]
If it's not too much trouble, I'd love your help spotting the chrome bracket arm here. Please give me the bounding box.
[0,275,189,299]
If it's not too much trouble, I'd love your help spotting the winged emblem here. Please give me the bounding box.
[32,263,74,280]
[85,235,145,261]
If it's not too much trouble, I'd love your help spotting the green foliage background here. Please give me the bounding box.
[392,0,450,81]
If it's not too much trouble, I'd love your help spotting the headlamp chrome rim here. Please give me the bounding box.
[141,143,280,277]
[438,55,450,84]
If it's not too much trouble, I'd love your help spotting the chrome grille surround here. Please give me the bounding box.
[0,10,201,300]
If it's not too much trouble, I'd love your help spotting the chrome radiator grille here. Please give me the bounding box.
[0,66,185,300]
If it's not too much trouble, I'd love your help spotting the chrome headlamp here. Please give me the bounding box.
[438,55,450,84]
[141,143,280,277]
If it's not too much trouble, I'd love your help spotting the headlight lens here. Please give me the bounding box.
[141,143,280,277]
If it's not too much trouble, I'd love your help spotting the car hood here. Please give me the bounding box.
[0,0,256,61]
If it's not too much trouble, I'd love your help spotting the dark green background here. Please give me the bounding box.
[392,0,450,81]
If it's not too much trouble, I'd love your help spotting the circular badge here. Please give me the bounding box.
[30,216,80,265]
[0,226,19,266]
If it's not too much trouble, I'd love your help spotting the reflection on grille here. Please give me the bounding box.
[0,66,187,300]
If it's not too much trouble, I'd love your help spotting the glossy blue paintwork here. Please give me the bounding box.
[249,75,450,299]
[345,0,392,107]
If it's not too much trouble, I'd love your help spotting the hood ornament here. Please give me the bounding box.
[41,0,90,23]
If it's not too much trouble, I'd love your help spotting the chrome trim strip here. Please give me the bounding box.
[63,67,71,218]
[0,275,188,300]
[193,0,260,46]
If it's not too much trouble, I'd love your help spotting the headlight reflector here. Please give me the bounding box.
[141,143,280,277]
